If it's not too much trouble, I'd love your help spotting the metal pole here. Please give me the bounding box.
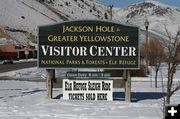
[145,19,149,76]
[108,5,113,20]
[145,27,148,75]
[26,54,28,61]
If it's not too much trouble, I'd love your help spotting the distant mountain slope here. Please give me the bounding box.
[113,0,180,42]
[0,0,107,45]
[0,0,179,45]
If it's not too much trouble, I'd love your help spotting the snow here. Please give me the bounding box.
[0,65,180,118]
[113,0,180,42]
[0,0,62,34]
[51,0,102,20]
[0,0,180,45]
[0,67,99,80]
[144,0,179,9]
[0,38,14,45]
[0,1,180,117]
[0,79,179,118]
[0,0,63,45]
[1,64,180,82]
[0,0,107,45]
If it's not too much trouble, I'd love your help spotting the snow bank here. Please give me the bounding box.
[0,80,179,119]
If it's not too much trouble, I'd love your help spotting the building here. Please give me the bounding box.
[0,44,19,60]
[0,44,37,60]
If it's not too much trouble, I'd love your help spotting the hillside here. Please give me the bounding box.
[0,0,107,45]
[114,0,180,42]
[0,0,180,45]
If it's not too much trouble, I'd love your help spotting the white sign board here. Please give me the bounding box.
[24,47,30,55]
[25,51,29,55]
[63,79,113,101]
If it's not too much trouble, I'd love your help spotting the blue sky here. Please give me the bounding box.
[97,0,180,8]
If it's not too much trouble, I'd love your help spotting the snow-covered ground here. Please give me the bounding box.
[1,65,180,82]
[0,66,180,119]
[0,58,37,65]
[0,80,180,119]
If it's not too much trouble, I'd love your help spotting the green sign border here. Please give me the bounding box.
[38,20,140,69]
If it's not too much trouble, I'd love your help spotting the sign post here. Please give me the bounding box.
[24,47,29,61]
[46,69,53,99]
[123,70,131,102]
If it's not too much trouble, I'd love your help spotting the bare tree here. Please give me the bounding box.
[160,68,166,119]
[148,39,165,88]
[163,26,180,104]
[140,39,164,82]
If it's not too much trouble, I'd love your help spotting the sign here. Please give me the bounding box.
[24,51,29,55]
[66,71,111,79]
[38,20,139,69]
[24,47,29,55]
[63,79,113,101]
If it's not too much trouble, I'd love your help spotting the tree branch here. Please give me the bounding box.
[170,82,180,97]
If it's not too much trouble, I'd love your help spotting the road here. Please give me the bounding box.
[0,61,37,73]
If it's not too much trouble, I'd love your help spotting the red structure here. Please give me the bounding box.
[0,52,18,57]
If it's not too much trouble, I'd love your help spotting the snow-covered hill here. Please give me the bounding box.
[0,0,180,45]
[0,0,107,45]
[114,0,180,42]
